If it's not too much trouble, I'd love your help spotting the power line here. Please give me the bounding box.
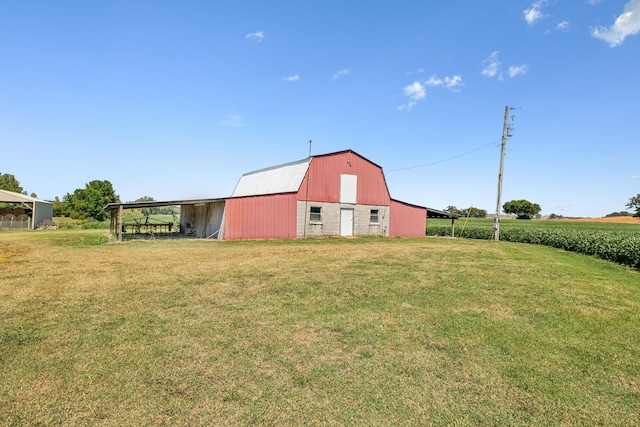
[386,142,497,173]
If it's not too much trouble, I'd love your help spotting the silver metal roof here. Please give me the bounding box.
[104,198,226,211]
[0,189,52,204]
[231,158,310,197]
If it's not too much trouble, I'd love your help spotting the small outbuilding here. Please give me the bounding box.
[0,189,53,229]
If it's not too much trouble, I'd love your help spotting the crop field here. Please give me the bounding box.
[427,218,640,270]
[1,230,639,425]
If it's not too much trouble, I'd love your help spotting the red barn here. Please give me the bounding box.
[222,149,426,239]
[107,149,441,241]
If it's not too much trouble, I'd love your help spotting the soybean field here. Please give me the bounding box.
[427,218,640,269]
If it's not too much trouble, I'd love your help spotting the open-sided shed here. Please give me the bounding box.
[105,198,225,242]
[426,207,460,237]
[0,189,53,229]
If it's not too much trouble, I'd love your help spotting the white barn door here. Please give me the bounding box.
[340,174,357,204]
[340,208,354,236]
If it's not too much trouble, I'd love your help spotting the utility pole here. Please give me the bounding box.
[494,105,510,241]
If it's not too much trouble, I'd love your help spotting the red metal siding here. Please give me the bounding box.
[224,193,297,240]
[223,150,425,240]
[389,200,427,237]
[298,151,391,205]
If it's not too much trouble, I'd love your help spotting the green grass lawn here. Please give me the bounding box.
[1,230,639,425]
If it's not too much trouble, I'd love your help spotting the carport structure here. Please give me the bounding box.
[105,198,226,242]
[426,207,460,237]
[0,189,53,229]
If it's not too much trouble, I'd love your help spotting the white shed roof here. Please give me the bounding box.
[0,189,52,204]
[232,158,310,197]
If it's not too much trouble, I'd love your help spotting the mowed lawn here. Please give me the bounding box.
[1,230,639,426]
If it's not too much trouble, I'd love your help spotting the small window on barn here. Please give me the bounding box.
[309,206,322,223]
[370,209,380,224]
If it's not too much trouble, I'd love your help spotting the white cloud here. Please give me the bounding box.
[398,74,462,111]
[508,65,528,77]
[403,81,426,101]
[282,75,300,82]
[592,0,640,47]
[444,75,463,89]
[523,0,547,26]
[397,81,426,111]
[396,102,416,112]
[557,21,570,30]
[333,69,349,79]
[482,52,526,80]
[245,31,264,42]
[424,75,443,86]
[222,115,244,127]
[632,175,640,180]
[425,74,463,90]
[481,51,501,77]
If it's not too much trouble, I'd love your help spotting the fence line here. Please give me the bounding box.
[0,217,31,229]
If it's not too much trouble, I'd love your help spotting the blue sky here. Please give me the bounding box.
[1,0,639,217]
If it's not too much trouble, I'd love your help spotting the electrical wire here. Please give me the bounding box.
[386,142,497,173]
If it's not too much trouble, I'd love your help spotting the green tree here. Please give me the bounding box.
[136,196,155,203]
[52,196,69,217]
[502,199,541,219]
[63,180,120,221]
[627,194,640,217]
[132,196,179,216]
[460,207,487,218]
[444,206,461,215]
[0,172,25,194]
[136,196,155,216]
[605,211,631,218]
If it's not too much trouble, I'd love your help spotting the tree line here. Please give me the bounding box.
[0,172,177,222]
[2,171,640,220]
[447,196,640,219]
[445,201,542,219]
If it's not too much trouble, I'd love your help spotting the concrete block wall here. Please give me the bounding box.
[297,201,390,238]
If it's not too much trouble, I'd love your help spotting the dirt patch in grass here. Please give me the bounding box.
[0,241,29,260]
